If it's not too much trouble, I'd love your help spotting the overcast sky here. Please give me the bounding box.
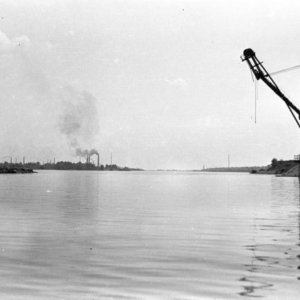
[1,0,300,169]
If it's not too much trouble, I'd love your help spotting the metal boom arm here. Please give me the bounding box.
[241,48,300,128]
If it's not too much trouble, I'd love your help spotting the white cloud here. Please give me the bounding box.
[0,30,31,54]
[45,41,55,50]
[202,116,222,128]
[165,77,188,90]
[0,30,12,53]
[13,35,31,50]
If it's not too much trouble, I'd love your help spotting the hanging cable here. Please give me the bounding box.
[269,64,300,76]
[254,79,258,123]
[242,49,300,128]
[250,69,254,82]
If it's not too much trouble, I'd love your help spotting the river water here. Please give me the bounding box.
[0,171,299,299]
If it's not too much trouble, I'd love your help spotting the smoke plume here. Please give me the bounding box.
[75,148,99,157]
[58,86,100,156]
[0,29,100,161]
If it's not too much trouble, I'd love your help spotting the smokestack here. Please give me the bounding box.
[97,153,100,167]
[86,154,92,164]
[23,156,25,165]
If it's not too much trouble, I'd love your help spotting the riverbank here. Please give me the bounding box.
[203,159,300,177]
[201,166,265,173]
[250,159,300,177]
[0,167,35,174]
[0,162,143,173]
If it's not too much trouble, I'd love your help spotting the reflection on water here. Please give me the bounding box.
[238,243,274,297]
[0,171,300,299]
[238,177,300,298]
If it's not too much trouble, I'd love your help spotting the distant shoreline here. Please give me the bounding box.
[200,159,300,177]
[0,162,143,173]
[2,159,299,177]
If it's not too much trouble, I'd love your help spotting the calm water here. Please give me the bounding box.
[0,171,299,299]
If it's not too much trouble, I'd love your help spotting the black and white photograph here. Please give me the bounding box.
[0,0,300,299]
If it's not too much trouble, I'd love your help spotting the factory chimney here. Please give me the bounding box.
[97,153,100,167]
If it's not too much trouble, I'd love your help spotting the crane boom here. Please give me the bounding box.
[241,48,300,128]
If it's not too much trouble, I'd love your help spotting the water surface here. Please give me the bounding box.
[0,171,299,299]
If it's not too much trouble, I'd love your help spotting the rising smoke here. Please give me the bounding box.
[58,86,100,157]
[0,29,100,160]
[75,148,99,157]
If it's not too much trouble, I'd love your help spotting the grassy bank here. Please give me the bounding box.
[203,158,300,177]
[251,159,300,177]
